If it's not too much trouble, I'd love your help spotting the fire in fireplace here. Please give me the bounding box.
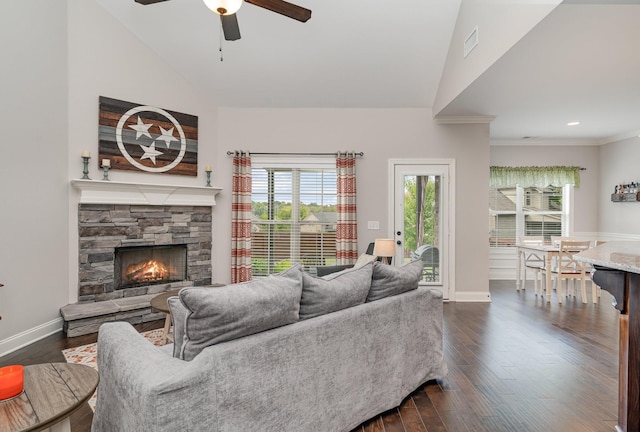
[115,245,188,289]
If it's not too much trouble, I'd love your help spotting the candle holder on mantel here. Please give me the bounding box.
[81,156,91,180]
[101,159,111,181]
[205,168,212,187]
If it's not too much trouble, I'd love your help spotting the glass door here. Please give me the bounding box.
[393,163,450,299]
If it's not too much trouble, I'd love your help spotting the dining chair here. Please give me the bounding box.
[519,236,545,294]
[550,236,576,247]
[549,240,591,304]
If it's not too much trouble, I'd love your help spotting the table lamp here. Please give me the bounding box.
[373,238,395,265]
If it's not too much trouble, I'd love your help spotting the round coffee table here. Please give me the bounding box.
[151,284,225,343]
[0,362,98,432]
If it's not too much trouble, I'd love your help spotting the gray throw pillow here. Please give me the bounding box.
[173,265,303,361]
[299,262,373,320]
[366,260,423,302]
[168,295,188,358]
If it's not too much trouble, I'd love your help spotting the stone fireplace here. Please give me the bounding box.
[61,180,221,336]
[77,203,212,301]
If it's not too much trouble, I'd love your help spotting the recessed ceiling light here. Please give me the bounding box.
[567,121,580,126]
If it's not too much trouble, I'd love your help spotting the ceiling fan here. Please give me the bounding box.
[134,0,312,41]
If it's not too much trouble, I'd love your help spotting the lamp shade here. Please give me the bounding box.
[373,238,395,258]
[203,0,242,15]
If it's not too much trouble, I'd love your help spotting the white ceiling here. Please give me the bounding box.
[96,0,640,145]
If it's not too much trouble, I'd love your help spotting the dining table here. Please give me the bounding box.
[516,242,587,303]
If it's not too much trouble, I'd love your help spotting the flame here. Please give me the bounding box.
[125,259,172,284]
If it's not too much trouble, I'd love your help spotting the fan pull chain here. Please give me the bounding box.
[219,21,224,62]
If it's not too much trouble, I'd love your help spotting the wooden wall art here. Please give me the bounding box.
[99,96,198,176]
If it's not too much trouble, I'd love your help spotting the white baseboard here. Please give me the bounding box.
[454,291,492,302]
[0,318,63,358]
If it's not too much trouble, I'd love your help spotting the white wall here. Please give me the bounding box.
[217,109,491,301]
[599,137,640,237]
[489,144,601,279]
[0,1,70,351]
[434,0,561,115]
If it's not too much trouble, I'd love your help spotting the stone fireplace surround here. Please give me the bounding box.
[61,180,221,337]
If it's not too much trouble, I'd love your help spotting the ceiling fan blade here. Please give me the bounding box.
[221,14,241,41]
[245,0,311,23]
[134,0,171,4]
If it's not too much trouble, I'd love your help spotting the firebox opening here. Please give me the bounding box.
[114,244,188,289]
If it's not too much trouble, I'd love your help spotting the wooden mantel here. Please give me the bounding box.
[70,179,222,206]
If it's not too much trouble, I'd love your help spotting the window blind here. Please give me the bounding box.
[251,165,337,276]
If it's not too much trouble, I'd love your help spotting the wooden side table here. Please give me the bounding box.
[0,362,98,432]
[151,284,225,344]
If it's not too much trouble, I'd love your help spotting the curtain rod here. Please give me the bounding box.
[227,151,364,157]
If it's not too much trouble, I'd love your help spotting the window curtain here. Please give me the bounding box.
[336,151,358,265]
[231,151,252,283]
[490,166,581,188]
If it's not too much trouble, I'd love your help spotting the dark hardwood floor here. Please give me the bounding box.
[0,281,620,431]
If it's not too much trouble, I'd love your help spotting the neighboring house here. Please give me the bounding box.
[300,212,337,233]
[490,186,562,246]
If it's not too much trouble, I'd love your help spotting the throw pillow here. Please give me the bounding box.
[168,295,188,358]
[353,253,376,268]
[173,265,303,361]
[366,260,423,302]
[299,262,373,320]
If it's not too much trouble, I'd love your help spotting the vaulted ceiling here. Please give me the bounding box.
[97,0,640,145]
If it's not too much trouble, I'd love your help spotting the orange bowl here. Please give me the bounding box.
[0,365,24,400]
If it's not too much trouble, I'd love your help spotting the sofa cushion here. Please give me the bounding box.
[353,253,376,268]
[172,265,303,361]
[366,260,424,302]
[299,262,373,320]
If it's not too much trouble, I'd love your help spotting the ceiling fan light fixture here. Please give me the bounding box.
[203,0,242,15]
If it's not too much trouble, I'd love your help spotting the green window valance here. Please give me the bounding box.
[489,166,581,188]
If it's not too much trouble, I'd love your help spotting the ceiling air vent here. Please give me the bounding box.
[464,26,478,58]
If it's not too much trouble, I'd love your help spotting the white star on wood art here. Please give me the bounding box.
[157,126,178,148]
[129,116,153,139]
[139,142,163,164]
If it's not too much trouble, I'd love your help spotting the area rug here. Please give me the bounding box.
[62,328,165,411]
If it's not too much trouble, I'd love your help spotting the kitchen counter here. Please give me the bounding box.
[577,240,640,432]
[575,240,640,274]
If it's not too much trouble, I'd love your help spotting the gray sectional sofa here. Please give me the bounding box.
[91,261,448,432]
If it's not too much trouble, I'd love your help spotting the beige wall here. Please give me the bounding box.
[217,109,491,300]
[598,137,640,237]
[0,1,69,349]
[0,0,492,354]
[434,0,561,114]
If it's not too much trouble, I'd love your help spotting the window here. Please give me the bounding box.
[489,185,570,247]
[251,161,337,276]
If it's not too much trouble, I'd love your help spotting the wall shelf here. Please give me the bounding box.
[611,193,639,202]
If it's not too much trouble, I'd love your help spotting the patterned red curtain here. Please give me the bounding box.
[336,151,358,265]
[231,151,252,283]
